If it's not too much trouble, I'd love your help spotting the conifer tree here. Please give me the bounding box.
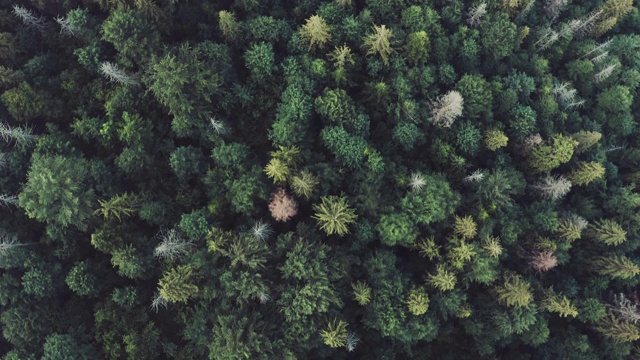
[158,265,199,303]
[482,235,503,258]
[426,265,457,291]
[557,218,582,242]
[95,193,137,221]
[589,219,627,246]
[312,196,358,236]
[568,161,605,186]
[352,281,372,306]
[453,215,478,240]
[593,255,640,279]
[264,158,290,184]
[529,135,577,173]
[594,314,640,342]
[299,15,331,50]
[406,287,430,315]
[493,273,533,307]
[485,128,509,151]
[404,31,429,65]
[362,24,395,64]
[571,131,602,154]
[543,289,579,317]
[320,319,348,348]
[430,91,464,127]
[218,11,240,41]
[290,171,318,200]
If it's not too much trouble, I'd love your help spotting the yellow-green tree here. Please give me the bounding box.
[218,10,240,41]
[363,24,395,64]
[568,161,605,186]
[493,273,533,307]
[453,215,477,239]
[529,135,577,173]
[542,289,578,318]
[594,314,640,342]
[426,265,457,291]
[406,286,430,315]
[485,129,509,151]
[312,196,357,236]
[320,319,348,348]
[593,255,640,279]
[299,15,331,50]
[571,131,601,154]
[352,281,372,306]
[589,219,627,246]
[159,265,199,303]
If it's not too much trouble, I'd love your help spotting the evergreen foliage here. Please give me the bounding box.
[2,0,640,357]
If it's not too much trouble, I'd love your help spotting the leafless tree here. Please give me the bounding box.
[467,3,487,27]
[100,62,139,86]
[429,91,463,128]
[533,175,572,200]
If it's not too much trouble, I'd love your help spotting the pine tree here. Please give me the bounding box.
[594,314,640,342]
[543,289,578,318]
[312,196,358,236]
[95,193,137,221]
[406,286,430,315]
[328,45,355,69]
[485,129,509,151]
[571,131,602,154]
[352,281,372,305]
[362,24,395,64]
[482,235,503,258]
[426,265,457,291]
[593,255,640,279]
[320,319,348,348]
[290,171,318,200]
[557,218,582,242]
[568,161,605,186]
[264,158,290,184]
[493,273,533,307]
[218,10,240,41]
[453,215,478,240]
[415,236,441,260]
[159,265,198,303]
[404,31,430,65]
[299,15,331,50]
[529,135,577,173]
[589,219,627,246]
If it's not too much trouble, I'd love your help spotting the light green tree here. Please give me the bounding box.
[453,215,477,240]
[363,24,395,64]
[426,265,457,291]
[352,281,372,306]
[95,193,137,221]
[320,319,348,348]
[589,219,627,246]
[493,273,533,307]
[406,286,430,315]
[299,15,331,50]
[571,131,602,154]
[594,314,640,342]
[529,135,577,173]
[218,10,240,41]
[593,255,640,279]
[264,158,290,184]
[312,196,358,236]
[568,161,605,186]
[159,265,199,303]
[290,171,318,200]
[485,128,509,151]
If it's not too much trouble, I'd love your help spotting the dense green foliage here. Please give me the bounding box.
[2,0,640,358]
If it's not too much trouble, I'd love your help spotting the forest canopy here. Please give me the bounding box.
[1,0,640,358]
